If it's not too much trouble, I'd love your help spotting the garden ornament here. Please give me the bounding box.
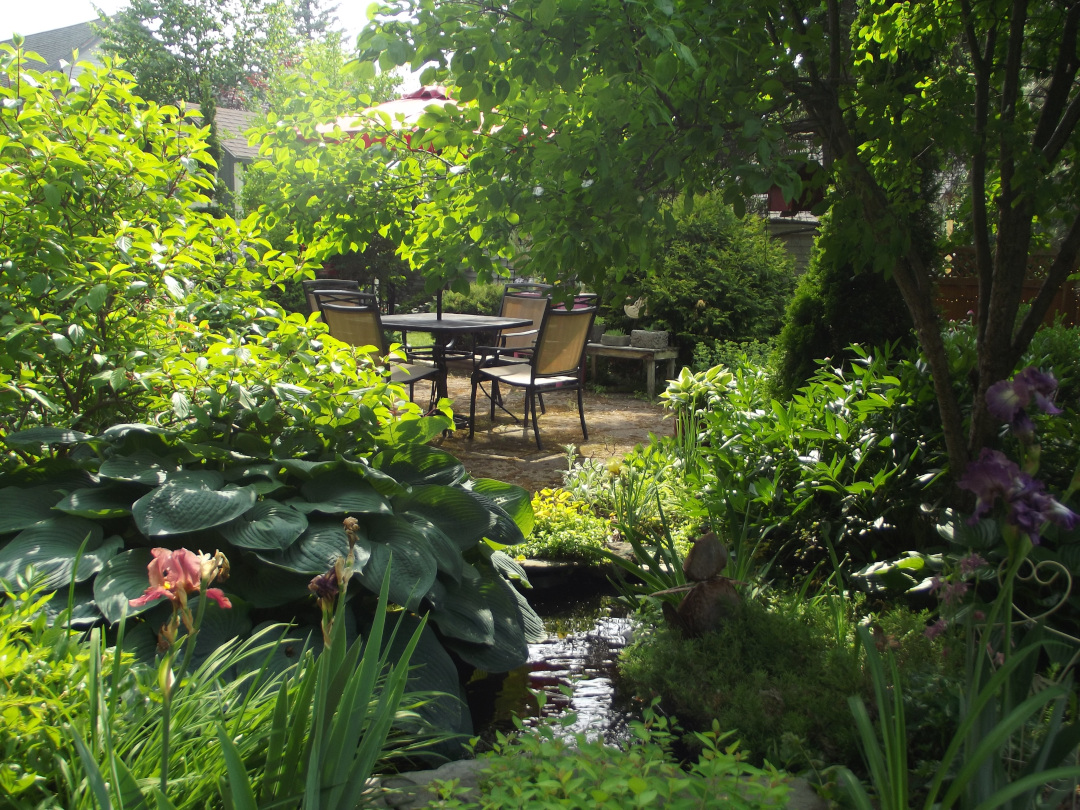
[660,530,741,638]
[682,530,729,581]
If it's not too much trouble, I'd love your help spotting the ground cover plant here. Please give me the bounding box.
[618,592,944,775]
[428,701,791,810]
[514,488,611,565]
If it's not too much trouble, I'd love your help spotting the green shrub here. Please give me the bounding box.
[657,344,947,574]
[608,194,795,362]
[431,703,791,809]
[515,488,611,565]
[770,209,917,401]
[619,597,867,770]
[0,52,295,436]
[440,281,505,316]
[0,586,111,803]
[691,338,774,373]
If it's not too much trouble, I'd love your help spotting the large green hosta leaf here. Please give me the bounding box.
[226,563,313,608]
[442,566,530,672]
[467,478,535,537]
[54,485,138,519]
[393,485,494,550]
[219,501,308,550]
[395,513,463,581]
[467,488,528,547]
[0,517,120,590]
[379,612,472,739]
[0,485,63,533]
[256,518,367,575]
[133,476,257,536]
[425,569,495,645]
[4,427,92,448]
[94,549,159,623]
[98,451,178,486]
[355,516,438,610]
[222,463,290,497]
[288,472,392,516]
[376,445,466,486]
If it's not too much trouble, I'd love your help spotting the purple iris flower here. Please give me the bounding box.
[958,448,1079,544]
[986,367,1061,435]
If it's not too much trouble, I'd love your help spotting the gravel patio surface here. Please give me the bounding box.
[430,370,673,493]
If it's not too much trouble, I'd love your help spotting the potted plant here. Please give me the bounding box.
[630,326,669,349]
[601,328,631,347]
[589,316,606,343]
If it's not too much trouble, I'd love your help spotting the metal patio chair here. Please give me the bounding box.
[315,292,443,408]
[469,305,596,450]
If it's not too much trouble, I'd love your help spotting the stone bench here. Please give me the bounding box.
[585,343,679,399]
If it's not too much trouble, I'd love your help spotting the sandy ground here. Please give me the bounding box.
[429,370,673,492]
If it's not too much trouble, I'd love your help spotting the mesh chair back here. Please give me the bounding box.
[302,278,360,315]
[532,307,596,377]
[499,290,550,351]
[318,298,388,357]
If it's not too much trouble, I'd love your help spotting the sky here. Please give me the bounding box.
[1,1,370,44]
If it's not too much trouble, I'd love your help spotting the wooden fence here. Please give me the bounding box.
[934,248,1080,327]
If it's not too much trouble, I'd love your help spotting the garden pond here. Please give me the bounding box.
[466,568,637,747]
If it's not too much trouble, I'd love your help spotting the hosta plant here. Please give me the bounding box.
[0,423,541,738]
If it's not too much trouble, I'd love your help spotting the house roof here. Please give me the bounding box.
[213,107,261,161]
[2,20,104,73]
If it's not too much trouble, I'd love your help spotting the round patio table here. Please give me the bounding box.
[380,312,531,400]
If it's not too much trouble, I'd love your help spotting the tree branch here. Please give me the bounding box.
[1012,213,1080,358]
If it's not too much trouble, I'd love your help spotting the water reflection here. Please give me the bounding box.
[471,587,636,747]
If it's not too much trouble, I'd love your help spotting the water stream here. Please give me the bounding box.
[468,577,637,747]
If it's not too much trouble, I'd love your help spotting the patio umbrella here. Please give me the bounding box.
[315,86,456,148]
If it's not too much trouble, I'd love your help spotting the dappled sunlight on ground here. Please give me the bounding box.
[431,372,672,492]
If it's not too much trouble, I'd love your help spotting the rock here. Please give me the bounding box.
[366,759,484,810]
[670,578,742,637]
[682,531,729,581]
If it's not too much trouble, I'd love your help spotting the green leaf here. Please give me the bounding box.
[376,445,466,486]
[98,451,177,485]
[441,567,529,671]
[218,725,258,810]
[0,485,63,533]
[393,484,493,550]
[93,548,158,622]
[219,501,308,550]
[133,480,257,536]
[86,283,110,312]
[0,517,119,590]
[396,513,463,581]
[54,485,136,519]
[426,573,495,645]
[354,516,439,610]
[468,478,535,536]
[4,427,92,448]
[226,565,313,609]
[256,518,365,575]
[42,182,62,209]
[290,472,392,515]
[535,0,557,26]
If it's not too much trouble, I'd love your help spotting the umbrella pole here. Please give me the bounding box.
[437,288,443,319]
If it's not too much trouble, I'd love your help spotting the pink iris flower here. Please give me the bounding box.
[129,548,232,610]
